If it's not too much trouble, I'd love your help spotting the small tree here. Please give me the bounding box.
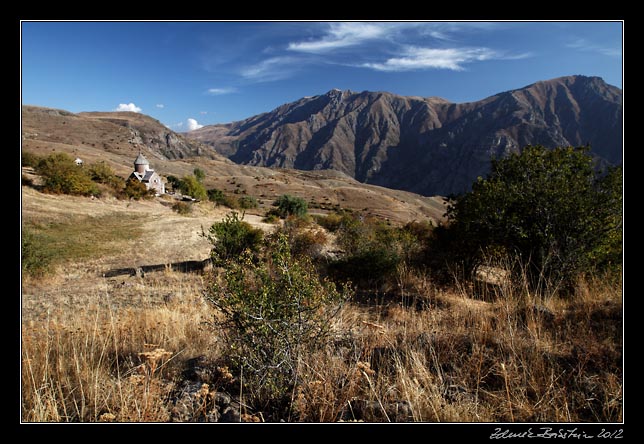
[123,177,154,200]
[88,161,124,191]
[166,175,181,192]
[437,145,622,293]
[193,168,206,182]
[35,153,99,196]
[207,188,226,205]
[179,174,208,201]
[204,211,263,265]
[238,195,258,210]
[273,194,308,219]
[205,233,348,419]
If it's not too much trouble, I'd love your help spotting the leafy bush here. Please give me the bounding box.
[22,227,54,277]
[35,153,99,197]
[193,167,206,182]
[208,188,241,209]
[272,194,308,219]
[207,188,226,205]
[178,175,208,201]
[166,175,181,192]
[22,151,41,168]
[204,211,263,265]
[88,161,124,191]
[205,233,348,419]
[315,212,347,232]
[271,216,328,259]
[327,214,408,288]
[263,213,280,224]
[122,177,154,200]
[436,145,622,293]
[172,201,192,215]
[238,195,258,210]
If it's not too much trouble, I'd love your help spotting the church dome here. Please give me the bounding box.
[134,153,150,165]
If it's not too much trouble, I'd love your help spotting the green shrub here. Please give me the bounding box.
[204,211,263,265]
[122,177,154,200]
[193,167,206,182]
[21,227,54,277]
[88,161,124,191]
[178,175,208,201]
[205,233,348,418]
[273,194,308,219]
[263,213,280,224]
[22,151,41,168]
[35,153,99,197]
[172,201,192,215]
[166,175,181,192]
[238,195,258,210]
[436,145,622,293]
[271,216,328,259]
[207,188,226,205]
[315,212,347,232]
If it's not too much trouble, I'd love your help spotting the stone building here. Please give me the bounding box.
[128,152,165,195]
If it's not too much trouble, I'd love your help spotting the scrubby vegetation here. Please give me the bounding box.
[171,201,193,215]
[434,145,622,294]
[35,152,100,197]
[204,211,263,265]
[21,145,622,423]
[271,194,308,219]
[176,174,208,201]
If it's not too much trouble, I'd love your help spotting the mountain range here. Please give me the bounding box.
[186,75,622,197]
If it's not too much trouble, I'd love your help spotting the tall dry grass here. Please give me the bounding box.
[21,272,219,422]
[21,267,622,422]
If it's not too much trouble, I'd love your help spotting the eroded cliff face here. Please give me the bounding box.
[187,76,622,196]
[21,106,219,164]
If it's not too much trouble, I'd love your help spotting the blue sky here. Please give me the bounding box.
[21,21,622,131]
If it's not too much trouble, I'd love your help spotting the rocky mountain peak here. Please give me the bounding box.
[185,75,622,197]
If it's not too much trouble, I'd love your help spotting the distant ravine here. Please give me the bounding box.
[186,75,622,197]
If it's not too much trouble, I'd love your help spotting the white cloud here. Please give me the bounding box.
[567,39,621,57]
[186,118,203,131]
[200,111,208,115]
[288,22,390,53]
[156,104,165,108]
[114,103,142,113]
[207,87,237,95]
[240,56,299,82]
[360,46,526,72]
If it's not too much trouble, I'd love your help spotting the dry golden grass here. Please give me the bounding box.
[21,272,219,422]
[21,265,622,422]
[21,179,621,423]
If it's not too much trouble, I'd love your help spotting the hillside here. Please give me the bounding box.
[187,75,623,196]
[21,105,446,226]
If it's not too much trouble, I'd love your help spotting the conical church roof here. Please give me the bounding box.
[134,152,150,165]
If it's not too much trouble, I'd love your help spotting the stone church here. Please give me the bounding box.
[128,152,165,195]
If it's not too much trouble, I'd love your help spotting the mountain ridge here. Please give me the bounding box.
[187,75,622,196]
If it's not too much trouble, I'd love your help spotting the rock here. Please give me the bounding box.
[220,406,241,422]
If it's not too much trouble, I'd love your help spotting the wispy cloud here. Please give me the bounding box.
[360,46,529,72]
[155,103,164,108]
[240,56,300,82]
[287,22,392,53]
[200,111,208,115]
[567,39,621,57]
[114,103,142,113]
[206,87,237,95]
[186,118,203,131]
[221,22,529,83]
